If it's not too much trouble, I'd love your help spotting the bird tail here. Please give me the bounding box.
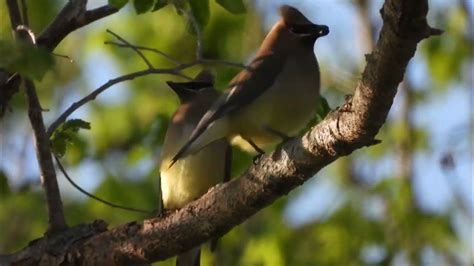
[176,246,201,266]
[169,119,228,168]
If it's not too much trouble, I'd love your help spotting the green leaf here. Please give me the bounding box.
[51,132,67,157]
[152,0,168,11]
[133,0,154,14]
[0,40,54,81]
[50,119,91,158]
[216,0,246,14]
[62,119,91,132]
[109,0,129,9]
[189,0,210,28]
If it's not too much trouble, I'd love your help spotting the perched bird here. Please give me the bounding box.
[169,5,329,166]
[159,70,232,266]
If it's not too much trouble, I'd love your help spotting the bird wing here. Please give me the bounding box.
[169,51,287,167]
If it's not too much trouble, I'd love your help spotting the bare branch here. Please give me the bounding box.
[54,154,154,214]
[106,29,154,69]
[46,67,194,136]
[25,79,68,234]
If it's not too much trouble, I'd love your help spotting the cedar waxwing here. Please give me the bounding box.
[159,70,231,266]
[169,5,329,166]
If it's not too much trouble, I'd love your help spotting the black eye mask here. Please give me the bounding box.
[290,24,329,38]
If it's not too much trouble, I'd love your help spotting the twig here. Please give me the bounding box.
[183,9,203,60]
[54,154,153,214]
[104,41,182,65]
[25,79,68,234]
[106,29,154,69]
[47,67,192,136]
[52,53,74,63]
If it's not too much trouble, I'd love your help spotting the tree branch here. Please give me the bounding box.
[3,0,442,264]
[24,79,68,234]
[6,0,68,235]
[36,2,118,50]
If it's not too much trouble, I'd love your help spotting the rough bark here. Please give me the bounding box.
[1,0,442,264]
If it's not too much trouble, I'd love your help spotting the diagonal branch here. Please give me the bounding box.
[36,2,118,50]
[2,0,443,264]
[46,67,193,137]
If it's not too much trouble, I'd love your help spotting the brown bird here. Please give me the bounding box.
[159,70,231,266]
[169,5,329,166]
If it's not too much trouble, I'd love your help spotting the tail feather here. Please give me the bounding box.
[169,119,228,168]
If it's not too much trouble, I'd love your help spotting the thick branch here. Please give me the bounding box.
[24,79,67,234]
[36,2,118,50]
[3,0,441,264]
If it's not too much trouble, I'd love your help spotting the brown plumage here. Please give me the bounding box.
[160,70,231,266]
[169,5,329,167]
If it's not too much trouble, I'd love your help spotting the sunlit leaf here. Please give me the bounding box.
[133,0,154,14]
[216,0,246,14]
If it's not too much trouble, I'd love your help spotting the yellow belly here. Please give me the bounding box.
[160,139,227,209]
[230,58,319,152]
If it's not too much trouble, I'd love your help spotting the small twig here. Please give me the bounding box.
[47,67,194,136]
[104,41,182,65]
[54,154,153,214]
[52,52,74,63]
[183,9,203,60]
[106,29,154,69]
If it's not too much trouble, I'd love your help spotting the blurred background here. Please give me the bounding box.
[0,0,472,265]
